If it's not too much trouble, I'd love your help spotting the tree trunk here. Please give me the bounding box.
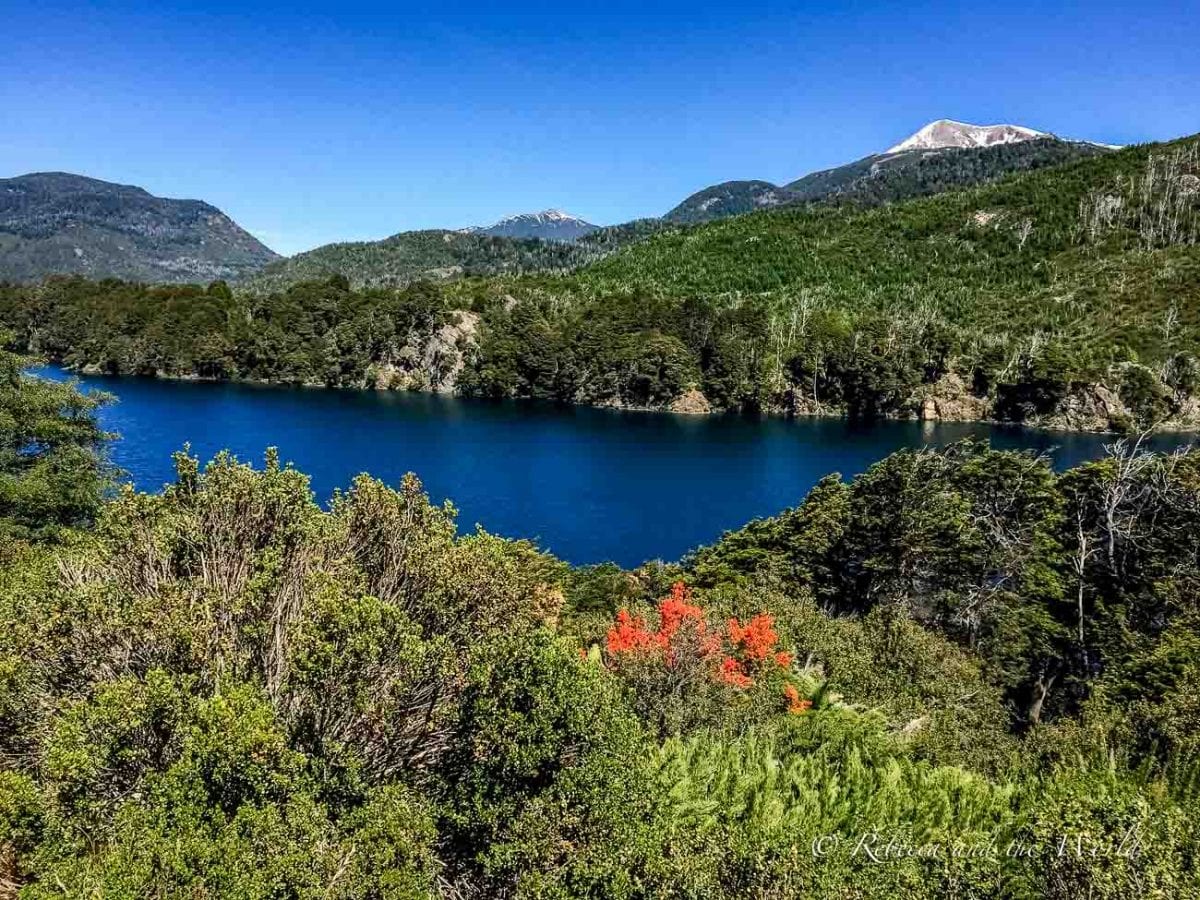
[1028,673,1056,725]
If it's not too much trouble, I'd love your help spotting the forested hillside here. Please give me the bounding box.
[3,135,1197,430]
[663,137,1107,224]
[0,173,278,284]
[784,137,1109,207]
[1,353,1198,897]
[242,229,596,292]
[460,135,1200,427]
[243,138,1105,291]
[0,277,468,393]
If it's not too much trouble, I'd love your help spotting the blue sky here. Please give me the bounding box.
[3,1,1197,255]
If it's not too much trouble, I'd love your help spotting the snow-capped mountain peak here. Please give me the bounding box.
[493,209,578,226]
[885,119,1050,155]
[469,209,600,242]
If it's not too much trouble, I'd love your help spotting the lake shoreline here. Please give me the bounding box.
[37,363,1196,566]
[55,358,1189,438]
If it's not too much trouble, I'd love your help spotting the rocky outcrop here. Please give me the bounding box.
[424,310,479,393]
[780,386,833,418]
[369,309,479,393]
[668,388,712,415]
[1034,383,1126,432]
[1168,396,1200,430]
[910,373,991,422]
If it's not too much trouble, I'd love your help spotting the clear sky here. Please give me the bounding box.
[3,0,1197,255]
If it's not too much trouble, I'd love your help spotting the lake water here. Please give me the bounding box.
[39,368,1194,567]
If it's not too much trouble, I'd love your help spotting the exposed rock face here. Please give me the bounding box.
[668,388,712,415]
[424,311,480,393]
[911,373,991,422]
[782,386,831,418]
[370,310,479,393]
[1170,396,1200,430]
[1036,384,1126,432]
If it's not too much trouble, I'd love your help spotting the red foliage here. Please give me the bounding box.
[604,582,715,660]
[605,609,659,654]
[727,613,780,662]
[605,582,799,697]
[784,683,813,715]
[718,656,754,688]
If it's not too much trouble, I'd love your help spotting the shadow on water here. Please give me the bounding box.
[36,367,1196,567]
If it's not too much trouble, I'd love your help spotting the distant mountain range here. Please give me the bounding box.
[0,120,1121,286]
[0,172,278,283]
[664,119,1116,224]
[467,209,599,242]
[263,119,1118,289]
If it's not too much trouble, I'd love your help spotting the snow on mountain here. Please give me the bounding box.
[885,119,1050,155]
[469,209,600,242]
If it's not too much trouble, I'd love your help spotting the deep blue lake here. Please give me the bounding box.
[39,367,1195,567]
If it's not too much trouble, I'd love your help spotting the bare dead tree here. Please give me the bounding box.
[1016,217,1034,252]
[1161,301,1180,348]
[1071,503,1100,645]
[1077,145,1200,249]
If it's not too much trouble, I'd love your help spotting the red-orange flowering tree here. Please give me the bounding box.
[600,582,809,735]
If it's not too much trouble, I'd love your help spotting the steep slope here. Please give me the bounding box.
[470,209,599,242]
[784,138,1110,207]
[580,136,1195,319]
[243,228,596,291]
[0,172,278,283]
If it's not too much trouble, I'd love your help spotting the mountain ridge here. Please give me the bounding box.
[664,118,1122,224]
[665,133,1112,224]
[243,227,595,292]
[467,208,599,242]
[0,172,278,283]
[2,118,1124,286]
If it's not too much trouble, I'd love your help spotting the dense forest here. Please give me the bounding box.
[2,340,1199,898]
[456,136,1200,426]
[1,137,1199,433]
[0,277,463,392]
[242,229,599,293]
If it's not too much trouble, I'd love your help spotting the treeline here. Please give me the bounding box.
[5,265,1197,430]
[0,276,456,389]
[457,279,1199,428]
[2,359,1199,896]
